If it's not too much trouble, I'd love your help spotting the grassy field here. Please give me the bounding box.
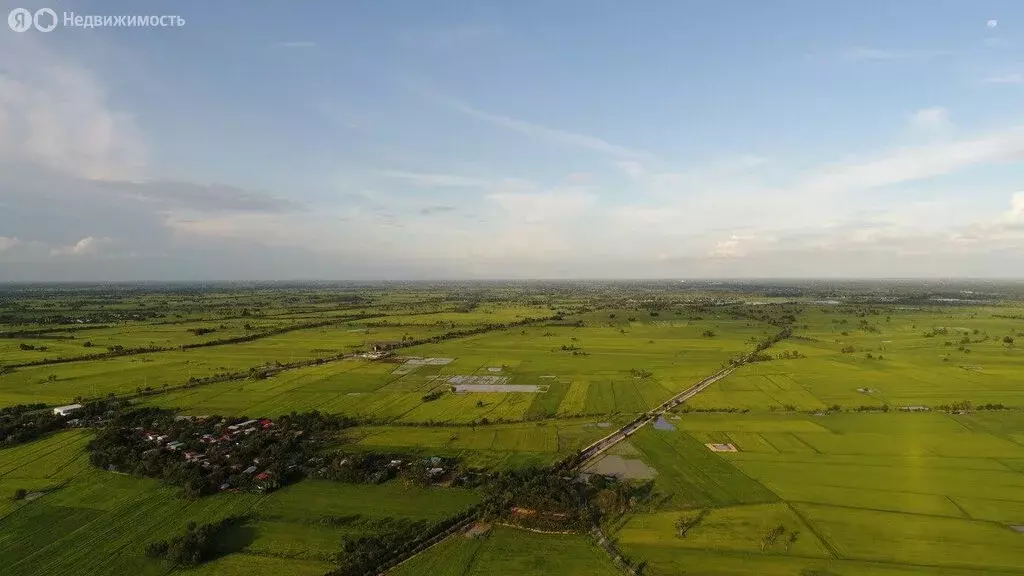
[391,526,621,576]
[337,418,625,469]
[3,286,1024,576]
[691,305,1024,411]
[0,430,482,576]
[614,411,1024,575]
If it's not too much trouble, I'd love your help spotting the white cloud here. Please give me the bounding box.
[487,190,596,224]
[839,46,952,62]
[909,107,952,134]
[709,234,756,258]
[1000,192,1024,223]
[275,41,316,49]
[984,73,1024,85]
[423,91,655,161]
[0,236,21,252]
[0,34,145,180]
[375,170,498,188]
[802,126,1024,193]
[49,236,110,257]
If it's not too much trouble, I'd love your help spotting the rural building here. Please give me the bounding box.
[900,405,930,412]
[227,419,258,431]
[242,465,258,474]
[371,341,402,352]
[166,441,185,450]
[52,404,83,417]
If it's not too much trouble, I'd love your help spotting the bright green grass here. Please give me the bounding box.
[693,306,1024,411]
[389,534,485,576]
[796,502,1024,571]
[255,480,480,522]
[0,323,453,407]
[174,554,334,576]
[339,419,621,469]
[619,411,1024,575]
[617,502,830,556]
[392,526,620,576]
[0,427,483,576]
[628,426,778,509]
[611,547,1021,576]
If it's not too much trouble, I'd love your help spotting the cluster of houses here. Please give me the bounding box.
[135,416,280,492]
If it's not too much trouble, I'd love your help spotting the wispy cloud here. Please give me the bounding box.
[402,24,498,48]
[275,41,316,49]
[984,73,1024,85]
[449,99,654,160]
[803,126,1024,193]
[404,81,656,162]
[909,106,952,135]
[375,170,496,188]
[839,46,952,63]
[419,205,457,215]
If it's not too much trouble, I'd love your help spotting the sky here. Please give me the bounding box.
[1,0,1023,281]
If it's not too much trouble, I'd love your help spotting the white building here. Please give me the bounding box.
[52,404,83,417]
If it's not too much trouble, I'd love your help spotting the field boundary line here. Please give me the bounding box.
[786,501,842,559]
[946,496,973,519]
[788,433,822,454]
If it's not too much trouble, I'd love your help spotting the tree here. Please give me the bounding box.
[13,488,26,500]
[761,524,787,551]
[786,530,800,551]
[1004,336,1015,345]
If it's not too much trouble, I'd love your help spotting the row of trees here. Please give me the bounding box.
[310,452,461,486]
[1,398,126,446]
[145,516,247,566]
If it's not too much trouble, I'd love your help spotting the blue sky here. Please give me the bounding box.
[1,0,1023,280]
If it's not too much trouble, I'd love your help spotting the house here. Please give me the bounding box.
[242,465,258,475]
[371,341,402,352]
[255,471,278,492]
[427,467,445,477]
[227,419,259,431]
[260,419,273,429]
[52,404,83,417]
[166,441,185,450]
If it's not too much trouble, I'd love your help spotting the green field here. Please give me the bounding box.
[391,526,621,576]
[2,284,1024,575]
[614,411,1024,575]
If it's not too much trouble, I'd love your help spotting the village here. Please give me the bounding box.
[86,407,466,498]
[133,416,282,492]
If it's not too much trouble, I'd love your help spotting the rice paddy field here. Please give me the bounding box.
[2,282,1024,575]
[690,304,1024,411]
[611,410,1024,575]
[390,525,622,576]
[0,429,482,576]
